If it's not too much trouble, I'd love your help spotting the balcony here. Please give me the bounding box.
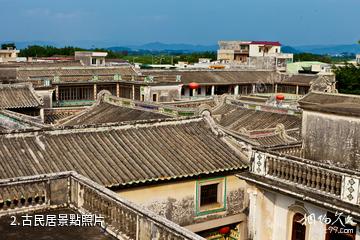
[242,149,360,214]
[0,172,204,240]
[234,49,249,54]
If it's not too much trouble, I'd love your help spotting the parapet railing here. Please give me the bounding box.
[228,98,301,115]
[105,94,198,117]
[250,149,360,206]
[0,172,204,240]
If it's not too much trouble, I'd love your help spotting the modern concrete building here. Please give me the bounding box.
[0,46,20,62]
[217,41,293,71]
[286,61,333,74]
[75,51,108,66]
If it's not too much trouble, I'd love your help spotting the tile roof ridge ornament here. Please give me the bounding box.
[202,111,223,136]
[3,116,204,136]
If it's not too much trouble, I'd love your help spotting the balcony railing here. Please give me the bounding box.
[234,49,249,54]
[0,172,204,240]
[250,149,360,206]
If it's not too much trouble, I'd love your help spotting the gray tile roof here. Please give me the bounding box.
[63,101,171,126]
[16,66,138,82]
[212,103,301,131]
[0,117,248,187]
[44,107,85,124]
[212,102,302,146]
[142,70,318,86]
[299,92,360,117]
[0,84,43,109]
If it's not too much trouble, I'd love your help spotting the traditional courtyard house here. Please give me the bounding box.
[0,172,203,240]
[232,91,360,240]
[237,147,360,240]
[57,90,204,126]
[0,116,250,239]
[298,91,360,170]
[210,96,303,158]
[0,83,43,116]
[0,63,183,106]
[141,69,334,99]
[43,92,215,125]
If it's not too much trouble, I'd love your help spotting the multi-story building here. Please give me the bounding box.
[356,54,360,64]
[0,46,20,62]
[75,51,108,66]
[217,41,293,71]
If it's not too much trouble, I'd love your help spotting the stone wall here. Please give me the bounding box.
[118,175,248,227]
[302,110,360,169]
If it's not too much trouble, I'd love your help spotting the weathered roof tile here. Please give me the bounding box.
[0,83,43,109]
[0,118,248,187]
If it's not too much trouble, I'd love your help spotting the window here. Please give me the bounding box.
[91,58,97,65]
[43,79,51,87]
[152,93,157,102]
[200,183,218,206]
[291,213,306,240]
[259,48,262,53]
[58,85,94,101]
[196,177,226,216]
[276,48,279,53]
[197,87,202,95]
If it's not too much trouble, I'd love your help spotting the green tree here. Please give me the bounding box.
[293,53,332,63]
[333,63,360,95]
[1,43,16,50]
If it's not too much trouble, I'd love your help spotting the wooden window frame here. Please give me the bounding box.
[195,177,226,216]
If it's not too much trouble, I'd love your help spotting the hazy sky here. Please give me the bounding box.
[1,0,359,46]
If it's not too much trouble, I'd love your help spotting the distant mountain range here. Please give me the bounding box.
[292,44,360,55]
[108,42,218,53]
[4,40,360,55]
[110,43,360,55]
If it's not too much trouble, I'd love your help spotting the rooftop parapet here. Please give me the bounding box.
[239,148,360,218]
[0,172,205,240]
